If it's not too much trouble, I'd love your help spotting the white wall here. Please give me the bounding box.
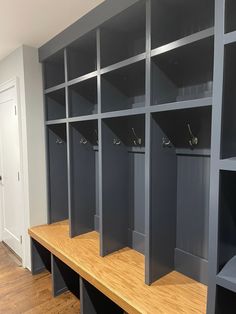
[0,46,47,269]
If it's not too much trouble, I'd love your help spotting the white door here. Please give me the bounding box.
[0,86,22,258]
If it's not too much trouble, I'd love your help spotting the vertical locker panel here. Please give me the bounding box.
[70,123,96,236]
[149,117,177,283]
[48,124,68,223]
[128,151,145,254]
[101,121,129,256]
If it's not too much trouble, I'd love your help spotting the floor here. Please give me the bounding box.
[0,243,80,314]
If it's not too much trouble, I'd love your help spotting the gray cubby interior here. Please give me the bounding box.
[70,120,99,237]
[101,60,145,112]
[67,31,97,80]
[52,255,80,298]
[149,106,211,284]
[218,171,236,277]
[101,114,145,256]
[221,43,236,159]
[45,88,66,121]
[225,0,236,34]
[68,77,98,117]
[31,239,52,274]
[215,286,236,314]
[151,0,214,49]
[44,50,65,89]
[100,0,146,68]
[80,278,123,314]
[151,37,214,105]
[47,124,68,223]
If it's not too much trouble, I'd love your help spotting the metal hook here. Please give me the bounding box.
[56,138,63,144]
[80,137,88,145]
[131,128,142,146]
[187,123,198,148]
[162,137,172,148]
[113,138,121,145]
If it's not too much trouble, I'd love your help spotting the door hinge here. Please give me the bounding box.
[20,235,22,244]
[14,105,17,115]
[17,172,20,181]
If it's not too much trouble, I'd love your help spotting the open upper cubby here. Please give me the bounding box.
[148,106,211,284]
[44,50,65,89]
[68,77,98,117]
[101,60,145,112]
[69,120,99,237]
[221,43,236,159]
[101,115,145,256]
[47,124,68,223]
[100,1,146,68]
[45,88,66,121]
[225,0,236,34]
[218,171,236,277]
[151,0,214,49]
[67,31,97,80]
[151,37,214,105]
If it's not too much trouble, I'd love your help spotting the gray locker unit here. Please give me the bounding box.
[35,0,236,312]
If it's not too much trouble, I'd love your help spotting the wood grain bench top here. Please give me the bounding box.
[29,221,207,314]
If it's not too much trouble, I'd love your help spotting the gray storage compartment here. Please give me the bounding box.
[68,77,98,117]
[151,37,214,105]
[151,0,214,49]
[44,50,65,89]
[101,115,145,256]
[101,61,145,112]
[67,31,97,80]
[47,124,68,223]
[225,0,236,34]
[70,120,99,237]
[100,0,146,67]
[149,106,212,284]
[45,88,66,121]
[221,43,236,159]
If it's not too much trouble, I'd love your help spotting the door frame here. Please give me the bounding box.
[0,78,26,265]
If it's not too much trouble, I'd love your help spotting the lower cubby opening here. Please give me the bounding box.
[45,88,66,121]
[31,239,51,275]
[80,278,123,314]
[68,77,98,117]
[215,285,236,314]
[101,60,145,112]
[101,114,145,256]
[217,171,236,293]
[70,120,99,237]
[52,255,80,298]
[151,37,214,105]
[47,124,68,223]
[149,106,212,284]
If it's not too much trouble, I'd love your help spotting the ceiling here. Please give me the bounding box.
[0,0,104,61]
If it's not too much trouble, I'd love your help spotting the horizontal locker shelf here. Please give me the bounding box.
[219,158,236,172]
[46,119,68,125]
[29,221,207,314]
[100,53,146,75]
[44,82,66,95]
[150,97,212,114]
[151,0,214,50]
[151,27,214,58]
[216,256,236,293]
